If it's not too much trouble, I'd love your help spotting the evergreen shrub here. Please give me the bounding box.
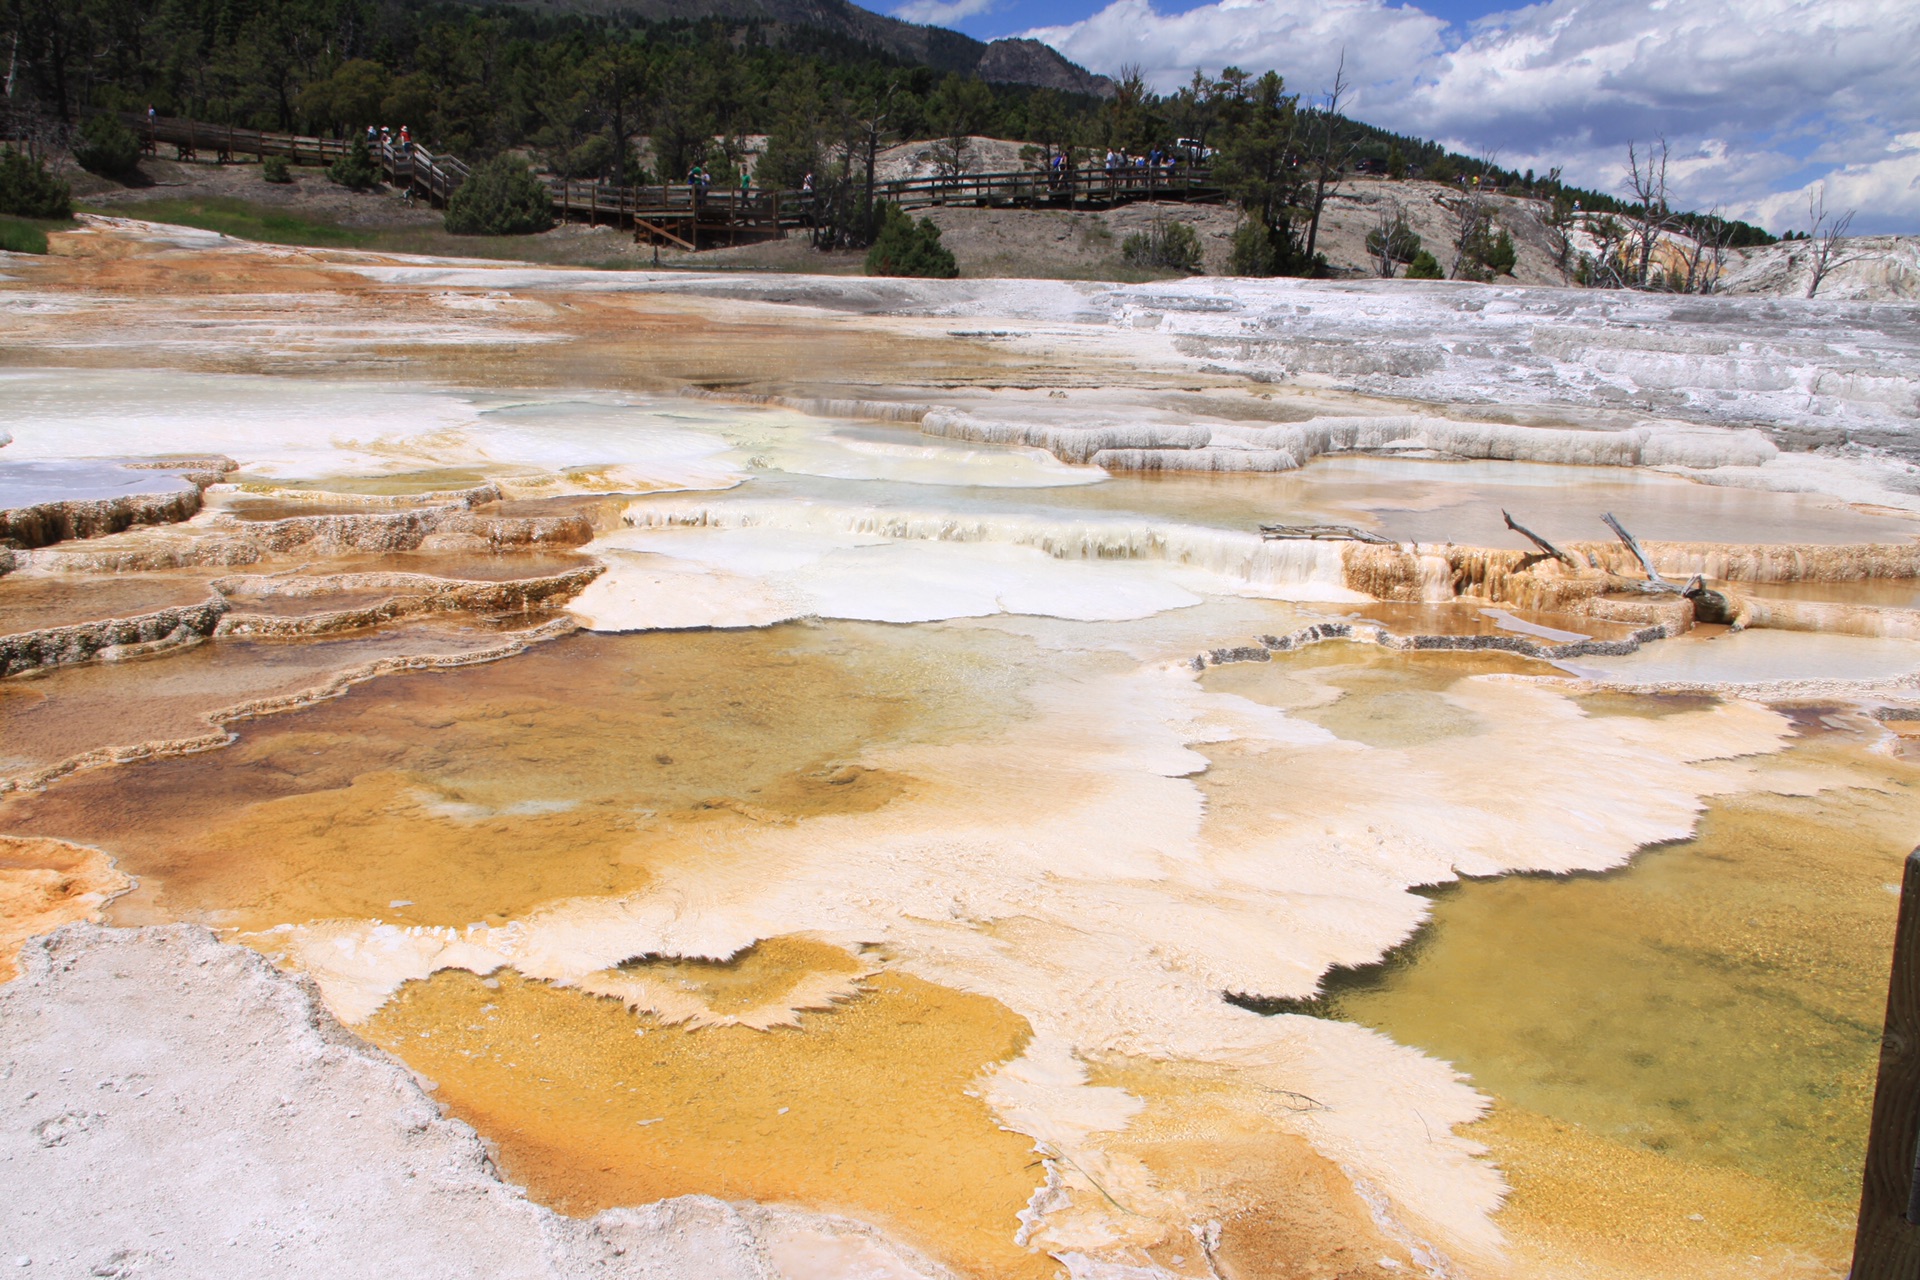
[864,203,957,278]
[1230,220,1279,276]
[1122,219,1202,271]
[327,138,381,191]
[0,148,72,219]
[1365,215,1421,267]
[1405,250,1444,279]
[1486,228,1517,275]
[73,115,142,181]
[444,157,554,235]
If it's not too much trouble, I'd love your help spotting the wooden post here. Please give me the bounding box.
[1853,847,1920,1278]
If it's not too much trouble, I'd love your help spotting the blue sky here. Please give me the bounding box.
[890,0,1920,233]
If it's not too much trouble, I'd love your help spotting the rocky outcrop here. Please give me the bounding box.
[0,618,580,793]
[0,487,205,550]
[215,564,605,638]
[0,456,235,550]
[0,565,604,677]
[0,598,230,677]
[24,503,595,573]
[1336,538,1920,642]
[1191,616,1678,669]
[975,37,1114,96]
[1718,235,1920,302]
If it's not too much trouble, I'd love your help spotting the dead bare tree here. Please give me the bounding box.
[1446,152,1498,281]
[1365,196,1417,277]
[1300,50,1354,270]
[856,79,900,241]
[1803,186,1858,298]
[1577,212,1632,288]
[1622,138,1674,288]
[1671,207,1737,295]
[1540,167,1577,280]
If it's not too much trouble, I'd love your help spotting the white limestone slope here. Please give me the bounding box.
[1718,235,1920,302]
[367,266,1914,457]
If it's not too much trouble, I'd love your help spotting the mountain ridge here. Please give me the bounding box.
[459,0,1116,95]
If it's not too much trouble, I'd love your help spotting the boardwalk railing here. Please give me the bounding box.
[124,112,1226,250]
[877,166,1222,211]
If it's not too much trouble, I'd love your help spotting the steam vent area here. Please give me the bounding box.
[7,221,1920,1280]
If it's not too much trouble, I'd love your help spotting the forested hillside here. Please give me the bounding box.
[0,0,1773,274]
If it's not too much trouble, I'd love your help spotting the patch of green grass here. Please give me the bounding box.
[79,196,375,248]
[0,216,53,254]
[76,195,648,267]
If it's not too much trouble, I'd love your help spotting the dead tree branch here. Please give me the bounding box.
[1447,151,1498,281]
[1601,511,1677,590]
[1501,509,1579,568]
[1622,139,1673,289]
[1805,186,1858,298]
[1301,50,1353,270]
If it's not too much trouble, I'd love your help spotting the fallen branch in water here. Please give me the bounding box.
[1260,523,1396,544]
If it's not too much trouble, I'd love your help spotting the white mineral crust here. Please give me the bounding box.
[0,924,949,1280]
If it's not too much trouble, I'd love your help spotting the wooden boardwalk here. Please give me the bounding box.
[126,113,1226,251]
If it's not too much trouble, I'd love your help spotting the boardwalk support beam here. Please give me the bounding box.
[1851,847,1920,1278]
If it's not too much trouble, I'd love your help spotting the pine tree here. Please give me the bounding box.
[864,203,957,278]
[1404,250,1443,279]
[0,148,73,219]
[445,157,555,236]
[326,138,381,192]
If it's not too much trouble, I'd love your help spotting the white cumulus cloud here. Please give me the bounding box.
[1023,0,1920,231]
[894,0,1000,26]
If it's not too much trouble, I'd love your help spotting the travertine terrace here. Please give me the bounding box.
[2,216,1918,1280]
